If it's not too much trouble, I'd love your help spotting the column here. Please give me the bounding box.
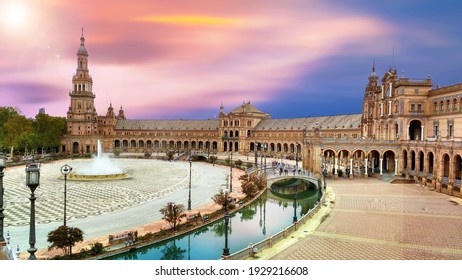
[386,158,389,171]
[371,157,375,174]
[407,125,410,140]
[394,159,398,175]
[379,158,383,175]
[364,158,368,178]
[349,158,353,179]
[421,126,424,141]
[334,157,338,179]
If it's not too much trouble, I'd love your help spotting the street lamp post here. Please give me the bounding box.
[188,157,192,211]
[0,149,6,245]
[264,143,267,175]
[169,202,177,231]
[229,151,233,192]
[60,164,72,226]
[25,159,40,260]
[222,190,230,257]
[293,185,298,223]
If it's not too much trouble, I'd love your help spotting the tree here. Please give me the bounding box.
[0,107,21,148]
[209,155,217,165]
[212,189,227,209]
[33,113,66,153]
[2,113,33,152]
[47,225,84,258]
[235,159,243,168]
[239,174,264,197]
[159,203,186,230]
[212,189,236,210]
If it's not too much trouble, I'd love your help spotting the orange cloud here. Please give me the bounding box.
[134,15,242,26]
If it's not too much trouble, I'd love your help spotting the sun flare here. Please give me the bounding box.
[2,2,29,27]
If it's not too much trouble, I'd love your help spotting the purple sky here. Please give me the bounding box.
[1,0,461,120]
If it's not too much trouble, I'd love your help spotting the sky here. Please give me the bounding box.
[1,0,461,120]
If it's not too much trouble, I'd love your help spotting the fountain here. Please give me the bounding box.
[62,140,131,181]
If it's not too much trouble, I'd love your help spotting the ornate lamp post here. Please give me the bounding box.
[169,202,177,231]
[0,149,6,245]
[188,157,192,211]
[263,143,267,175]
[25,159,40,260]
[222,190,230,257]
[60,164,72,226]
[293,185,298,223]
[229,151,233,192]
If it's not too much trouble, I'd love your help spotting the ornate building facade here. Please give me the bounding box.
[61,34,462,198]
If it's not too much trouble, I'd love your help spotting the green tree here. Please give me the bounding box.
[47,225,84,258]
[3,113,33,152]
[159,203,186,230]
[0,107,21,148]
[209,155,217,165]
[33,113,66,153]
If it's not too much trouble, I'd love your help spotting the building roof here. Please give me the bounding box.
[230,102,267,115]
[115,119,219,131]
[254,114,362,130]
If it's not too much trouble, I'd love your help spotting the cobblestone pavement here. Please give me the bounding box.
[3,157,230,252]
[271,178,462,260]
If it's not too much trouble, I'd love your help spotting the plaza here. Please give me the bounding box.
[257,178,462,260]
[2,155,233,258]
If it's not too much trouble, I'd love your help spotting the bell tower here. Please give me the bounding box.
[66,29,98,137]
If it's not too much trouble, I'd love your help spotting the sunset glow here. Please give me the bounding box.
[0,0,461,120]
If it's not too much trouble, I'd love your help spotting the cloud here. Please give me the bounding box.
[1,0,425,119]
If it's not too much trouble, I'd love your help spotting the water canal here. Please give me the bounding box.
[105,178,321,260]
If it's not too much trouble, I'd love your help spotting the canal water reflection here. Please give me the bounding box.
[106,178,321,260]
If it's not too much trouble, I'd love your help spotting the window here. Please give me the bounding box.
[410,104,415,112]
[417,104,422,112]
[414,89,419,94]
[434,102,438,113]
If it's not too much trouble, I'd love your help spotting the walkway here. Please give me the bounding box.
[257,178,462,260]
[2,157,245,259]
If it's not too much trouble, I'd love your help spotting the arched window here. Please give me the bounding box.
[453,99,458,112]
[235,130,239,137]
[433,102,438,113]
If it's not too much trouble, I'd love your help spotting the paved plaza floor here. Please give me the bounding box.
[263,178,462,260]
[3,157,232,257]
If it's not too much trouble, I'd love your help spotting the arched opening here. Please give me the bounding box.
[229,131,234,137]
[270,143,275,152]
[72,142,79,154]
[138,140,144,148]
[146,140,152,148]
[169,141,175,149]
[234,142,239,152]
[122,140,129,148]
[183,141,189,150]
[369,150,380,173]
[235,130,239,137]
[130,140,136,148]
[223,141,228,152]
[383,150,396,173]
[443,154,450,186]
[418,151,424,174]
[453,154,462,181]
[427,152,434,175]
[410,151,416,174]
[114,140,120,148]
[250,142,255,152]
[402,150,408,172]
[409,120,422,140]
